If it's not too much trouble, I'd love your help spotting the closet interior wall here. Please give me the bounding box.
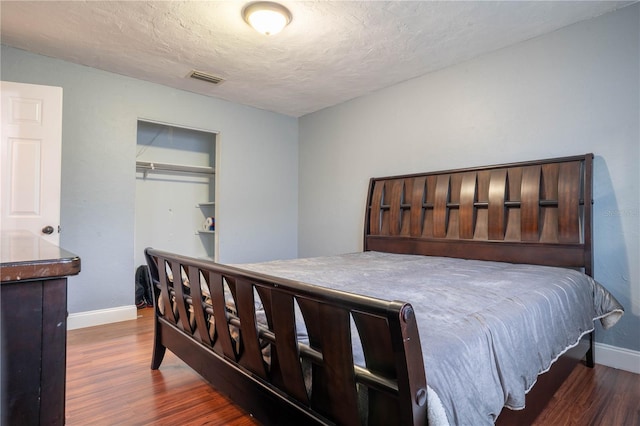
[134,120,217,270]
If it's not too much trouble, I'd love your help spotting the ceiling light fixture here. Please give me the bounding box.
[242,2,292,36]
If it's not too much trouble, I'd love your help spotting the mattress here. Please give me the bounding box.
[234,251,624,425]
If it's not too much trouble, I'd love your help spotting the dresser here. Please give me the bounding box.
[1,231,80,426]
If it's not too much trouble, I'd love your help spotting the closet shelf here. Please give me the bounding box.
[136,161,215,177]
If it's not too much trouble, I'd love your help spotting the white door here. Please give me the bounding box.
[1,81,63,245]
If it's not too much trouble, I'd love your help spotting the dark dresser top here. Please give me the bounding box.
[1,231,81,282]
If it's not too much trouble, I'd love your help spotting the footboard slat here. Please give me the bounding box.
[317,304,360,425]
[170,260,192,333]
[235,278,268,378]
[270,292,310,404]
[157,261,176,325]
[352,311,403,424]
[187,266,212,346]
[207,271,237,360]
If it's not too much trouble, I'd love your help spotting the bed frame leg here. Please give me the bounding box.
[151,315,167,370]
[585,332,595,368]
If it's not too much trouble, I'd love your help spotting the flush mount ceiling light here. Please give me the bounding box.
[242,2,292,36]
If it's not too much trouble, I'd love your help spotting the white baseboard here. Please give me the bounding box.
[67,305,138,330]
[595,342,640,374]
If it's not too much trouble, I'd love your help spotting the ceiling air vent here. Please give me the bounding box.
[188,70,224,85]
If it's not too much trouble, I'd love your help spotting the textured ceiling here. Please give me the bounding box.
[0,1,633,117]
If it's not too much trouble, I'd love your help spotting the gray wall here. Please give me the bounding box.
[1,46,299,314]
[298,5,639,351]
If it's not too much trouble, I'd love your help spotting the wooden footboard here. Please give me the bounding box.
[145,248,428,426]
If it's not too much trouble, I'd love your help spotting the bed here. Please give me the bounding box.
[145,153,623,425]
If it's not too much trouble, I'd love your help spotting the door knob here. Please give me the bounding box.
[42,225,55,235]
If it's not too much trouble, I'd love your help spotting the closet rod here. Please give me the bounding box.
[136,161,215,177]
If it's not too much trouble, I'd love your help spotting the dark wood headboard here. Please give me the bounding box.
[364,154,594,275]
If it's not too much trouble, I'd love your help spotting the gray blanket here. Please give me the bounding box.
[235,251,623,425]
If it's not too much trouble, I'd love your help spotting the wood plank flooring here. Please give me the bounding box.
[66,308,258,425]
[66,308,639,425]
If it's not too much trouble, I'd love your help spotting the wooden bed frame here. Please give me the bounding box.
[145,153,594,425]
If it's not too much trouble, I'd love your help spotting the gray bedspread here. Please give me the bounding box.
[235,251,623,425]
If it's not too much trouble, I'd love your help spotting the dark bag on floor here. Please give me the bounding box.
[135,265,152,309]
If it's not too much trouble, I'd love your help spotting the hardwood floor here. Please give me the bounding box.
[66,308,639,425]
[66,308,258,425]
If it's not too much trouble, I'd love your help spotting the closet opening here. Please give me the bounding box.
[134,119,218,271]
